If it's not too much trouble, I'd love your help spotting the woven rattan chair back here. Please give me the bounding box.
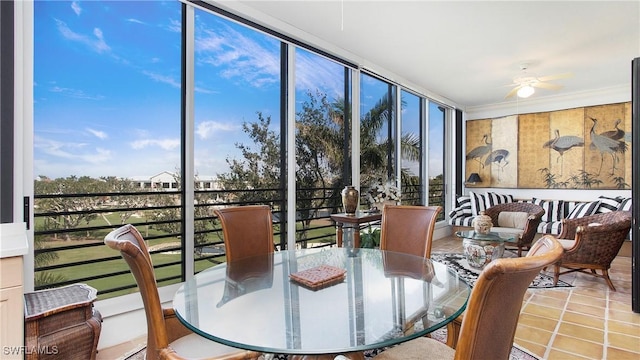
[484,202,545,256]
[379,205,443,259]
[214,205,275,261]
[554,210,632,290]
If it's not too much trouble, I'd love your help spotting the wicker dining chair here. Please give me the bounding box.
[483,202,545,256]
[553,210,632,291]
[379,205,443,259]
[373,235,563,360]
[104,224,260,360]
[214,205,275,261]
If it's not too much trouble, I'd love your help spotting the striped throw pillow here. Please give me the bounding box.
[469,191,486,216]
[597,196,623,213]
[532,198,563,223]
[618,198,632,211]
[566,201,601,219]
[484,192,514,208]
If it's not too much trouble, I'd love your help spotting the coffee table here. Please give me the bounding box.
[455,230,517,269]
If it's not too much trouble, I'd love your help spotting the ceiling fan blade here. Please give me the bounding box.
[504,86,521,98]
[532,82,563,90]
[537,72,573,82]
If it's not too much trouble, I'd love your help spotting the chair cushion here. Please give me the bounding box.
[373,336,455,360]
[557,238,576,250]
[490,227,524,236]
[497,211,529,229]
[170,333,250,360]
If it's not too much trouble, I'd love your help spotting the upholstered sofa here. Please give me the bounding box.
[449,191,632,236]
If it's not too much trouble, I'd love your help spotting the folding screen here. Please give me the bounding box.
[466,102,631,189]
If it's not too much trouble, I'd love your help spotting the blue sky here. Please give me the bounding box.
[34,0,442,180]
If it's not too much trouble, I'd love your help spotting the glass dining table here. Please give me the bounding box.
[172,248,470,357]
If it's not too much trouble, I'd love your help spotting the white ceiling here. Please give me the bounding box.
[230,1,640,109]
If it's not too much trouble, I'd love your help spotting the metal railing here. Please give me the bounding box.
[33,183,443,299]
[33,187,341,299]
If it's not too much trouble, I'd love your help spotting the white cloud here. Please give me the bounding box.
[127,18,146,25]
[55,18,111,53]
[71,1,81,16]
[34,135,112,164]
[50,86,104,100]
[142,70,181,88]
[130,138,180,151]
[196,121,238,139]
[86,128,108,140]
[196,25,279,89]
[295,51,345,98]
[167,18,181,33]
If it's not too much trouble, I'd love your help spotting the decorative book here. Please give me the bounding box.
[289,265,346,290]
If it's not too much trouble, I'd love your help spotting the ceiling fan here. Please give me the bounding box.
[505,64,572,99]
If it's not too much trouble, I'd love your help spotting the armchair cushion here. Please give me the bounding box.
[565,201,600,219]
[497,211,529,229]
[170,333,252,359]
[557,238,576,250]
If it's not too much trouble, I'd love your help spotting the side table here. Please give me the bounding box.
[330,212,382,248]
[24,283,102,360]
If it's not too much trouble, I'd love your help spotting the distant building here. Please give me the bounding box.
[130,171,222,191]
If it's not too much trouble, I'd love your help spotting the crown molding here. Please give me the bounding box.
[464,84,631,120]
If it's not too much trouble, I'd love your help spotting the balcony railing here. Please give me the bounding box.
[33,183,443,300]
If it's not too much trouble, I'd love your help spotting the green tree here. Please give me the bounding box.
[216,90,422,246]
[35,175,103,240]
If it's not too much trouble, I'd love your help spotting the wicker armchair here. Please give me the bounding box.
[553,211,632,291]
[483,202,545,256]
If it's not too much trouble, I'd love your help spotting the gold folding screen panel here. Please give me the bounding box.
[466,102,631,189]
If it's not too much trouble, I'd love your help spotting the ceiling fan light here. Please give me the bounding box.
[517,85,535,98]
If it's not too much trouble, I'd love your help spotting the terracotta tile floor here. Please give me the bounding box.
[98,236,640,360]
[433,236,640,360]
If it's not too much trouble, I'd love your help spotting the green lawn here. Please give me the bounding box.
[34,214,337,300]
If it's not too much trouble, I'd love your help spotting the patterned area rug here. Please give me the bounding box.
[431,252,572,288]
[123,327,538,359]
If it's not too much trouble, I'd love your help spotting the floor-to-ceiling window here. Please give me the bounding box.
[192,7,282,270]
[428,101,447,219]
[400,90,422,204]
[359,73,397,208]
[33,0,183,295]
[294,48,350,247]
[30,0,452,298]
